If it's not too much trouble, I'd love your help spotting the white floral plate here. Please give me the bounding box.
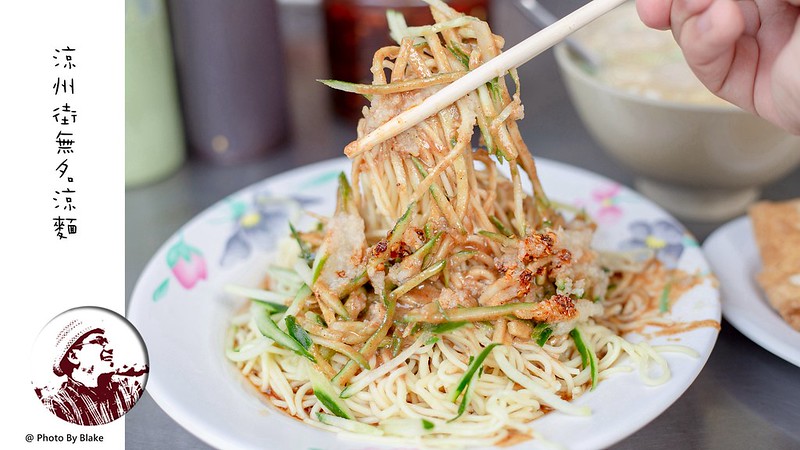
[702,216,800,367]
[127,157,720,450]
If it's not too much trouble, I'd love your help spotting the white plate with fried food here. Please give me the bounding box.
[703,214,800,367]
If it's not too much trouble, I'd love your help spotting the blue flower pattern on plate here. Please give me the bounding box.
[219,191,319,268]
[619,219,685,268]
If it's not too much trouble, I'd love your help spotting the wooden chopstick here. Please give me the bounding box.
[344,0,626,159]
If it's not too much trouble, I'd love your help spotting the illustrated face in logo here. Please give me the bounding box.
[69,332,115,376]
[34,307,150,426]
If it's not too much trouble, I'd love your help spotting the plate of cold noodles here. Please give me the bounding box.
[127,1,721,448]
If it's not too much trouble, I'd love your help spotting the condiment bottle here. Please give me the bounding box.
[168,0,288,164]
[323,0,490,121]
[125,0,186,187]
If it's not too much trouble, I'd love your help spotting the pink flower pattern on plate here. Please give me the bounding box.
[167,237,207,289]
[591,183,623,224]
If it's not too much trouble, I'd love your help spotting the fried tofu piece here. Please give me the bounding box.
[749,199,800,331]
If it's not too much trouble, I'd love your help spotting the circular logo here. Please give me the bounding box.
[31,306,149,426]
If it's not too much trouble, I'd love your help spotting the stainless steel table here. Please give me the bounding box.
[125,2,800,448]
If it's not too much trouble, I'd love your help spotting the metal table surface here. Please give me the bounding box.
[125,2,800,449]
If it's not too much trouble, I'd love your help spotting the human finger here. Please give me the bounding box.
[771,17,800,133]
[635,0,674,29]
[669,0,715,43]
[674,0,747,93]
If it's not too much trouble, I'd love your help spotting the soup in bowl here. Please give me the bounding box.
[555,1,800,221]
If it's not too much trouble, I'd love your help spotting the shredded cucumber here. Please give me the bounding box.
[308,364,353,419]
[532,323,553,347]
[253,304,315,362]
[570,327,598,390]
[225,285,289,312]
[450,343,499,402]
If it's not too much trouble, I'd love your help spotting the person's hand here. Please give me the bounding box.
[635,0,800,134]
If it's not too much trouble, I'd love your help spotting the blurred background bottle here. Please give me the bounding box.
[168,0,288,165]
[323,0,490,121]
[125,0,186,188]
